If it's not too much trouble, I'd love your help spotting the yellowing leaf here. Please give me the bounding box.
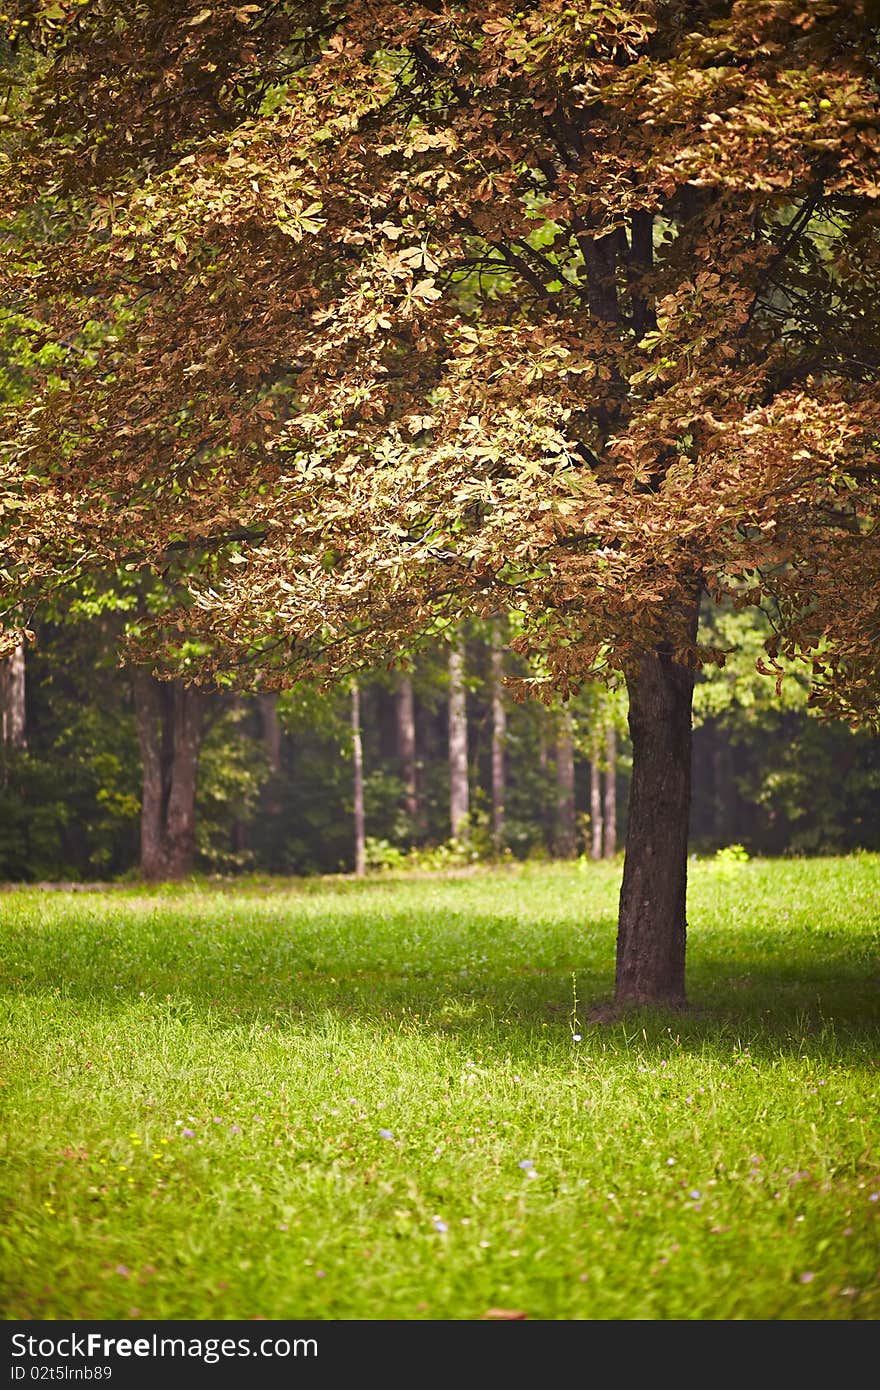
[412,279,442,303]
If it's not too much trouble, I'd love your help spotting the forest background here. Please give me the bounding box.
[1,604,878,883]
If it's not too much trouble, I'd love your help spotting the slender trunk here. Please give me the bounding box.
[590,731,603,860]
[162,684,202,879]
[555,708,576,858]
[448,639,469,839]
[395,675,419,825]
[604,725,617,858]
[616,607,699,1007]
[352,682,366,877]
[133,671,166,882]
[132,671,203,881]
[1,642,26,749]
[490,621,506,853]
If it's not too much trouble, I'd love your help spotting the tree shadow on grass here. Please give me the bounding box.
[2,900,878,1064]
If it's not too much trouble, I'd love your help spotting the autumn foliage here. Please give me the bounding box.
[0,0,877,705]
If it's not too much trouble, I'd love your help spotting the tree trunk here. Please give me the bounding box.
[490,621,506,853]
[133,671,166,881]
[132,671,204,882]
[395,674,419,826]
[616,626,698,1008]
[1,642,26,749]
[352,681,366,876]
[590,731,603,860]
[164,684,202,878]
[555,708,576,858]
[604,725,617,858]
[448,639,469,839]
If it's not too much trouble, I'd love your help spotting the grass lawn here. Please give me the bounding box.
[0,855,877,1321]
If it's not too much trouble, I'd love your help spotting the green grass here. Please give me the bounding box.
[1,855,878,1321]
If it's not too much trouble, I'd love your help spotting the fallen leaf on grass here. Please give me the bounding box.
[481,1308,528,1320]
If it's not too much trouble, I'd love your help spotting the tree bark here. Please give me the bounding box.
[604,725,617,858]
[133,671,166,881]
[1,642,26,749]
[555,708,577,858]
[616,616,699,1007]
[448,638,469,838]
[352,681,366,877]
[395,674,419,826]
[132,671,204,882]
[490,621,506,853]
[590,730,603,860]
[164,684,202,879]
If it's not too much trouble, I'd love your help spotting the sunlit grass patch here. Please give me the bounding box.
[0,856,877,1319]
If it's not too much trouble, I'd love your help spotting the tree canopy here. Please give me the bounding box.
[1,0,878,717]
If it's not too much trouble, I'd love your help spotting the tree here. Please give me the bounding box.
[589,727,603,861]
[0,612,142,881]
[489,619,506,853]
[2,2,879,1007]
[448,636,470,838]
[132,670,204,881]
[395,673,420,829]
[555,707,577,859]
[604,724,617,859]
[351,680,366,877]
[1,642,26,750]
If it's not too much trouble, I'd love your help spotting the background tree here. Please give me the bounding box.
[1,608,878,882]
[132,669,204,881]
[395,673,419,831]
[555,707,577,859]
[604,723,617,860]
[490,618,506,853]
[0,642,26,750]
[589,726,603,861]
[448,636,470,840]
[351,680,366,877]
